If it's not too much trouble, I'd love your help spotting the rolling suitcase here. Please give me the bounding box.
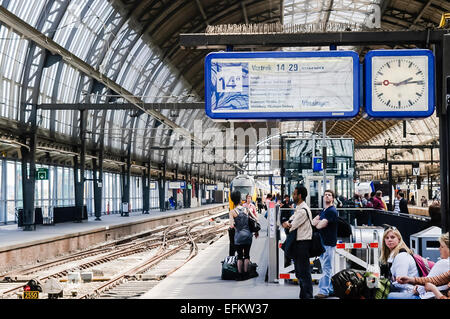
[221,256,238,280]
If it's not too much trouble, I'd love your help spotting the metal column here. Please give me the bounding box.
[121,155,131,217]
[20,133,37,231]
[142,162,150,214]
[73,109,86,223]
[173,165,178,210]
[438,34,450,232]
[92,152,103,220]
[159,162,166,211]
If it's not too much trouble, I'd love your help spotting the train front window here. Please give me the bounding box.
[234,187,253,200]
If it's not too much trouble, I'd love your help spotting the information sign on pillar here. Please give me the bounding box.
[205,51,360,120]
[36,168,48,180]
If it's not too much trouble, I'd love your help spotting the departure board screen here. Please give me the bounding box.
[205,51,360,120]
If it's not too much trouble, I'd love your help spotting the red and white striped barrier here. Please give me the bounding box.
[335,242,380,277]
[336,242,379,249]
[278,241,381,283]
[278,240,324,283]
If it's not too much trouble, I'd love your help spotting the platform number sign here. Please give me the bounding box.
[412,167,420,176]
[217,67,243,93]
[23,291,39,299]
[36,168,48,180]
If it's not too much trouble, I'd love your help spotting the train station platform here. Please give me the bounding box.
[0,204,227,273]
[140,214,320,299]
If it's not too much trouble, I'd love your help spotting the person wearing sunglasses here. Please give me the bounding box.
[380,227,419,298]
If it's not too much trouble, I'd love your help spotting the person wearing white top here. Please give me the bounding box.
[388,232,449,299]
[379,227,419,297]
[388,250,419,293]
[393,192,401,214]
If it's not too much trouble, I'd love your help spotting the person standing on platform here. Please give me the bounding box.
[256,196,263,214]
[229,190,254,281]
[243,194,258,220]
[286,185,313,299]
[243,194,259,239]
[421,195,427,207]
[312,189,338,299]
[399,192,409,215]
[393,191,401,214]
[280,194,294,234]
[280,194,294,267]
[264,194,273,219]
[372,190,386,210]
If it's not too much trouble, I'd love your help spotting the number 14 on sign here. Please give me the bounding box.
[217,67,243,93]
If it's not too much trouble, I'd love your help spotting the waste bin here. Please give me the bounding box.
[410,226,442,262]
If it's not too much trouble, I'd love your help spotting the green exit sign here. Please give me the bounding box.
[36,168,48,180]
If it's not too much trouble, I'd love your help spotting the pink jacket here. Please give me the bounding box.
[372,196,385,210]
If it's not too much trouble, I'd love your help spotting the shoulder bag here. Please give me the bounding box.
[307,210,325,257]
[247,208,261,233]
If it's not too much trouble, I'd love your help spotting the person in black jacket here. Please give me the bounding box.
[398,192,409,214]
[280,194,294,267]
[280,195,294,235]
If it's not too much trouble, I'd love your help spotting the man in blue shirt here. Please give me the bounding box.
[312,189,338,299]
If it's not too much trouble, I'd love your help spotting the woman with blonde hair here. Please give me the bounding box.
[393,232,450,299]
[379,227,419,297]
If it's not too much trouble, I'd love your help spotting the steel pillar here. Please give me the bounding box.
[121,155,131,217]
[159,162,166,212]
[438,34,450,232]
[92,152,103,220]
[142,161,151,214]
[73,110,86,223]
[20,133,37,231]
[173,165,178,210]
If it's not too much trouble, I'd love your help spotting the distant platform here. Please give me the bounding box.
[0,204,227,272]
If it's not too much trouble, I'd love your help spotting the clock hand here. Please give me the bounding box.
[403,80,424,85]
[393,77,413,86]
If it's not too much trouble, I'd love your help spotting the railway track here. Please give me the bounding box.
[0,210,229,299]
[77,224,227,299]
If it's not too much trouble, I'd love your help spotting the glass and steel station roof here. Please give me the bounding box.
[0,0,448,182]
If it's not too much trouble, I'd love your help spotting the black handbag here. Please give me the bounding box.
[307,211,325,257]
[247,210,261,233]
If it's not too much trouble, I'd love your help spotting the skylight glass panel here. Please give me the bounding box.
[117,41,152,92]
[53,0,115,62]
[7,0,46,28]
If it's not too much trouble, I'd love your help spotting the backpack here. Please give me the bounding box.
[398,249,435,277]
[337,216,352,238]
[412,254,435,277]
[331,269,367,299]
[375,277,391,299]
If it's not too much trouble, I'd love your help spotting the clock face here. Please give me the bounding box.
[371,55,428,111]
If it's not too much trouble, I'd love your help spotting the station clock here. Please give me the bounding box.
[364,49,435,118]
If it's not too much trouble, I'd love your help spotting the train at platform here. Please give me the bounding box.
[228,174,271,210]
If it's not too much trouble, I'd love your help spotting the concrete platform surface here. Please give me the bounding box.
[140,215,319,299]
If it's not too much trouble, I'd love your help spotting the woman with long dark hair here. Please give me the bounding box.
[229,190,254,280]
